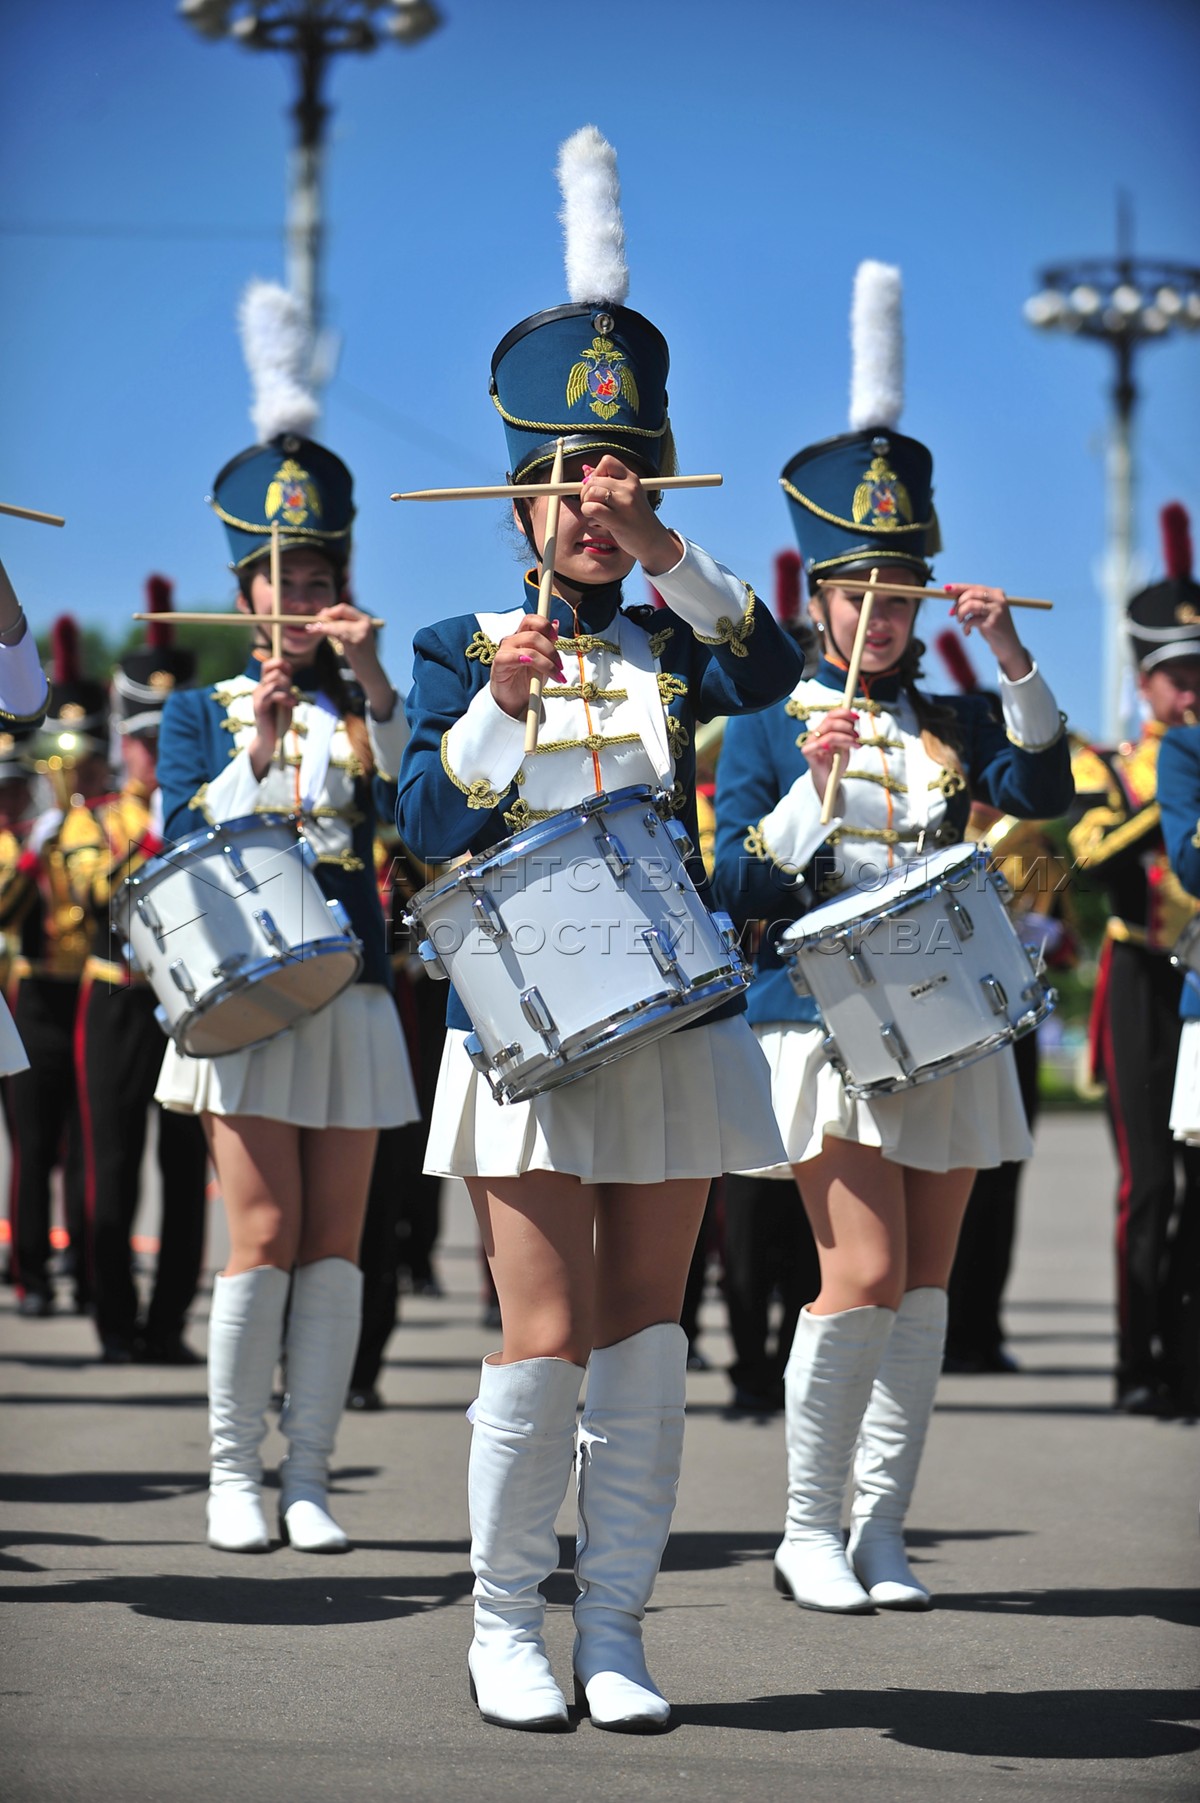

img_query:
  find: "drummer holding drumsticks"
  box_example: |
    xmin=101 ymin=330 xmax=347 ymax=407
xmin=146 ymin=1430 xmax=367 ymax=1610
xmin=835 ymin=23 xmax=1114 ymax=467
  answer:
xmin=714 ymin=262 xmax=1073 ymax=1615
xmin=396 ymin=128 xmax=801 ymax=1734
xmin=154 ymin=283 xmax=418 ymax=1556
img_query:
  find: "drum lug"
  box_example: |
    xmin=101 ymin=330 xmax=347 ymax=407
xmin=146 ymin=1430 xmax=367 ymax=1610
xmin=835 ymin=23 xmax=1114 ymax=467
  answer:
xmin=1020 ymin=980 xmax=1043 ymax=1008
xmin=946 ymin=897 xmax=974 ymax=941
xmin=980 ymin=975 xmax=1009 ymax=1016
xmin=595 ymin=830 xmax=632 ymax=882
xmin=417 ymin=938 xmax=449 ymax=980
xmin=470 ymin=889 xmax=507 ymax=942
xmin=464 ymin=1033 xmax=494 ymax=1078
xmin=122 ymin=941 xmax=141 ymax=974
xmin=223 ymin=841 xmax=255 ymax=888
xmin=492 ymin=1043 xmax=522 ymax=1066
xmin=212 ymin=952 xmax=248 ymax=979
xmin=879 ymin=1020 xmax=912 ymax=1071
xmin=169 ymin=959 xmax=197 ymax=1001
xmin=641 ymin=925 xmax=684 ymax=986
xmin=519 ymin=986 xmax=559 ymax=1045
xmin=665 ymin=818 xmax=695 ymax=862
xmin=711 ymin=910 xmax=742 ymax=960
xmin=787 ymin=960 xmax=812 ymax=998
xmin=254 ymin=909 xmax=289 ymax=957
xmin=326 ymin=898 xmax=354 ymax=935
xmin=136 ymin=896 xmax=166 ymax=948
xmin=845 ymin=943 xmax=875 ymax=987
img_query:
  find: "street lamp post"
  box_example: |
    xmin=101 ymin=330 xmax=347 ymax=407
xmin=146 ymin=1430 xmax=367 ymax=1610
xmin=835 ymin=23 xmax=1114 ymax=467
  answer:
xmin=179 ymin=0 xmax=443 ymax=346
xmin=1024 ymin=227 xmax=1200 ymax=744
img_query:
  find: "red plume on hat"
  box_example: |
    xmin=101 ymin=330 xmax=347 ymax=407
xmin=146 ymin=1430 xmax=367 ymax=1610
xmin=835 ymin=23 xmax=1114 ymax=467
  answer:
xmin=145 ymin=575 xmax=175 ymax=650
xmin=774 ymin=550 xmax=802 ymax=623
xmin=1162 ymin=503 xmax=1193 ymax=582
xmin=934 ymin=629 xmax=979 ymax=694
xmin=51 ymin=615 xmax=81 ymax=686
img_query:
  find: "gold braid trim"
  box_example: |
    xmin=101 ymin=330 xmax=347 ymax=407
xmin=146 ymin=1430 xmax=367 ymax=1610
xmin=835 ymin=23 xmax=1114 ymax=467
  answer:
xmin=528 ymin=731 xmax=643 ymax=757
xmin=694 ymin=587 xmax=757 ymax=658
xmin=785 ymin=696 xmax=883 ymax=721
xmin=780 ymin=477 xmax=934 ymax=536
xmin=1071 ymin=802 xmax=1160 ymax=869
xmin=667 ymin=715 xmax=690 ymax=756
xmin=309 ymin=804 xmax=365 ymax=828
xmin=503 ymin=799 xmax=560 ymax=832
xmin=314 ymin=850 xmax=366 ymax=872
xmin=930 ymin=767 xmax=968 ymax=797
xmin=858 ymin=733 xmax=902 ymax=750
xmin=544 ymin=682 xmax=628 ymax=703
xmin=649 ymin=626 xmax=674 ymax=658
xmin=844 ymin=769 xmax=907 ymax=796
xmin=666 ymin=780 xmax=687 ymax=815
xmin=1006 ymin=711 xmax=1068 ymax=754
xmin=743 ymin=823 xmax=774 ymax=863
xmin=657 ymin=672 xmax=688 ymax=704
xmin=557 ymin=634 xmax=620 ymax=655
xmin=465 ymin=631 xmax=498 ymax=666
xmin=491 ymin=395 xmax=668 ymax=440
xmin=439 ymin=730 xmax=503 ymax=811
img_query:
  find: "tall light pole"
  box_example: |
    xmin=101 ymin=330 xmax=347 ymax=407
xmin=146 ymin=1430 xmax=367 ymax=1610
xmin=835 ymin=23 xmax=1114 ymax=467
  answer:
xmin=1024 ymin=210 xmax=1200 ymax=743
xmin=179 ymin=0 xmax=443 ymax=346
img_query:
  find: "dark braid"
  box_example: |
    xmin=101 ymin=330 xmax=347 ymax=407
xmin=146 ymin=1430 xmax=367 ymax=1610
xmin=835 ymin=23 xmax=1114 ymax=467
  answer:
xmin=898 ymin=635 xmax=965 ymax=777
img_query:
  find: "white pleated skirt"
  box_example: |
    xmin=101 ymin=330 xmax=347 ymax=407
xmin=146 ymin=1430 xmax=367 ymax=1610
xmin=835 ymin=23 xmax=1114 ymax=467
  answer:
xmin=743 ymin=1020 xmax=1034 ymax=1176
xmin=1169 ymin=1018 xmax=1200 ymax=1145
xmin=155 ymin=982 xmax=419 ymax=1130
xmin=0 ymin=992 xmax=28 ymax=1077
xmin=424 ymin=1013 xmax=786 ymax=1183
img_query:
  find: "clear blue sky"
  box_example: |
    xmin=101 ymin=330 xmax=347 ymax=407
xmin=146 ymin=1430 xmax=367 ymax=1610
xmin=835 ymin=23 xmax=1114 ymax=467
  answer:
xmin=3 ymin=0 xmax=1198 ymax=740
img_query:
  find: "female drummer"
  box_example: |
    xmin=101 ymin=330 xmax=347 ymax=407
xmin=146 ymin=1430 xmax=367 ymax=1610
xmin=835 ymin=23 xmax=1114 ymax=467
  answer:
xmin=155 ymin=283 xmax=417 ymax=1555
xmin=396 ymin=127 xmax=801 ymax=1733
xmin=0 ymin=545 xmax=47 ymax=1079
xmin=714 ymin=262 xmax=1073 ymax=1614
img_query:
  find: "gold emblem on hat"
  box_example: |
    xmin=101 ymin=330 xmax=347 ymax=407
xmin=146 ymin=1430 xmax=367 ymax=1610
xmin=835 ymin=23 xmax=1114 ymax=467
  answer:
xmin=853 ymin=454 xmax=913 ymax=532
xmin=266 ymin=459 xmax=322 ymax=530
xmin=566 ymin=337 xmax=640 ymax=423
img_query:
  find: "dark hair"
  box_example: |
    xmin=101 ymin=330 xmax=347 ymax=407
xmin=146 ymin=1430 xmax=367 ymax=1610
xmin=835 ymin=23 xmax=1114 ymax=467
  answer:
xmin=898 ymin=635 xmax=965 ymax=776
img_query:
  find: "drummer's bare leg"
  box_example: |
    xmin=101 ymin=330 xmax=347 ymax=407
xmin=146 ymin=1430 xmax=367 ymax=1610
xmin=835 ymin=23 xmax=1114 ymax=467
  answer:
xmin=463 ymin=1173 xmax=595 ymax=1727
xmin=772 ymin=1141 xmax=904 ymax=1610
xmin=575 ymin=1179 xmax=706 ymax=1728
xmin=201 ymin=1113 xmax=300 ymax=1550
xmin=847 ymin=1163 xmax=973 ymax=1607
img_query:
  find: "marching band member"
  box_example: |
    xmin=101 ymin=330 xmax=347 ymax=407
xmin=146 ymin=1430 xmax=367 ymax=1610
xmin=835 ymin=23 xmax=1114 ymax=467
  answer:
xmin=396 ymin=127 xmax=801 ymax=1732
xmin=714 ymin=263 xmax=1072 ymax=1613
xmin=155 ymin=283 xmax=418 ymax=1553
xmin=7 ymin=618 xmax=109 ymax=1316
xmin=1124 ymin=502 xmax=1200 ymax=1418
xmin=63 ymin=579 xmax=209 ymax=1365
xmin=0 ymin=545 xmax=45 ymax=1088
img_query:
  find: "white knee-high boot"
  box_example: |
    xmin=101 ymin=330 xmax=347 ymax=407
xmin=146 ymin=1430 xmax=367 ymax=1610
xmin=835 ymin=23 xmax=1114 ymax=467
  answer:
xmin=206 ymin=1265 xmax=290 ymax=1553
xmin=847 ymin=1286 xmax=947 ymax=1609
xmin=572 ymin=1322 xmax=687 ymax=1733
xmin=278 ymin=1258 xmax=363 ymax=1553
xmin=774 ymin=1304 xmax=895 ymax=1612
xmin=467 ymin=1355 xmax=585 ymax=1732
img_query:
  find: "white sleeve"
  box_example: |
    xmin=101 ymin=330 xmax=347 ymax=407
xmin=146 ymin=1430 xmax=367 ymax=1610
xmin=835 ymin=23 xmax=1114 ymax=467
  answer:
xmin=645 ymin=538 xmax=751 ymax=637
xmin=0 ymin=631 xmax=49 ymax=722
xmin=366 ymin=697 xmax=410 ymax=783
xmin=197 ymin=748 xmax=265 ymax=824
xmin=442 ymin=682 xmax=527 ymax=796
xmin=757 ymin=773 xmax=842 ymax=875
xmin=998 ymin=661 xmax=1064 ymax=751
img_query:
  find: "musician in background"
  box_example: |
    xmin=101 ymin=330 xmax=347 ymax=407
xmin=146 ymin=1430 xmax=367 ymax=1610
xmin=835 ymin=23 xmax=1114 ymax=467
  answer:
xmin=715 ymin=261 xmax=1072 ymax=1615
xmin=396 ymin=128 xmax=801 ymax=1733
xmin=154 ymin=282 xmax=417 ymax=1554
xmin=1084 ymin=502 xmax=1200 ymax=1418
xmin=63 ymin=581 xmax=209 ymax=1365
xmin=6 ymin=617 xmax=108 ymax=1318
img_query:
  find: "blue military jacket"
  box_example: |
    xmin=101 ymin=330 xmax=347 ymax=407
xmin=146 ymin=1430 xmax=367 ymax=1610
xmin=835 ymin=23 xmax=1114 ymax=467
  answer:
xmin=157 ymin=656 xmax=404 ymax=989
xmin=1152 ymin=722 xmax=1200 ymax=1020
xmin=714 ymin=655 xmax=1075 ymax=1025
xmin=396 ymin=544 xmax=805 ymax=1035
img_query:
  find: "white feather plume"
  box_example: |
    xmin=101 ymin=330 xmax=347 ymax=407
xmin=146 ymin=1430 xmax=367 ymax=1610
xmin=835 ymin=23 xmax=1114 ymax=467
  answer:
xmin=849 ymin=260 xmax=904 ymax=432
xmin=238 ymin=280 xmax=319 ymax=443
xmin=557 ymin=125 xmax=629 ymax=306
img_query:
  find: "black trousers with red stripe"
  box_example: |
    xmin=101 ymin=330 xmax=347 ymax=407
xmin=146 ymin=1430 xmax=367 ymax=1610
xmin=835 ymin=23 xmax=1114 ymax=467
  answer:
xmin=77 ymin=978 xmax=208 ymax=1347
xmin=1099 ymin=940 xmax=1200 ymax=1398
xmin=5 ymin=975 xmax=86 ymax=1301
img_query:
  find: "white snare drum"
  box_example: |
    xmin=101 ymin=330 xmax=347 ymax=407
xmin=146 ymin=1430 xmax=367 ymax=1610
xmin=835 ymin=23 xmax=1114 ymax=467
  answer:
xmin=405 ymin=785 xmax=748 ymax=1105
xmin=123 ymin=814 xmax=362 ymax=1057
xmin=777 ymin=842 xmax=1054 ymax=1097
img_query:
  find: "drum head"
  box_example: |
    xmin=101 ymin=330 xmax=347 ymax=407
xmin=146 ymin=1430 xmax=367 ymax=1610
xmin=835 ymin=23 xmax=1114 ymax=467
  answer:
xmin=179 ymin=946 xmax=362 ymax=1058
xmin=783 ymin=843 xmax=980 ymax=943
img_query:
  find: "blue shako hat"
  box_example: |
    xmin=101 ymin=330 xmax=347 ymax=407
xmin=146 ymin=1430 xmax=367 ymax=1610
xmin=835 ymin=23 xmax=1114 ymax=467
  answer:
xmin=781 ymin=427 xmax=937 ymax=583
xmin=211 ymin=281 xmax=354 ymax=572
xmin=210 ymin=433 xmax=355 ymax=573
xmin=781 ymin=261 xmax=939 ymax=584
xmin=491 ymin=302 xmax=670 ymax=482
xmin=490 ymin=126 xmax=674 ymax=484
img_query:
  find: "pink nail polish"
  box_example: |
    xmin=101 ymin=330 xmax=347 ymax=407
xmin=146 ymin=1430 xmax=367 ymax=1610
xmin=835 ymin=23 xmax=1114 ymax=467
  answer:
xmin=518 ymin=654 xmax=533 ymax=665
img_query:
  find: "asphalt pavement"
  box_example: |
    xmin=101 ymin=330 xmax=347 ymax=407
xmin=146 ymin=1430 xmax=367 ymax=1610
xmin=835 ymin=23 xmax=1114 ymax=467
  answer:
xmin=1 ymin=1111 xmax=1197 ymax=1803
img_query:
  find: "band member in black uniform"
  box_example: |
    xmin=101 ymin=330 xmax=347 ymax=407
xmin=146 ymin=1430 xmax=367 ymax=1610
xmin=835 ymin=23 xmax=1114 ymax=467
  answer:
xmin=1073 ymin=502 xmax=1200 ymax=1415
xmin=64 ymin=579 xmax=210 ymax=1364
xmin=7 ymin=617 xmax=108 ymax=1316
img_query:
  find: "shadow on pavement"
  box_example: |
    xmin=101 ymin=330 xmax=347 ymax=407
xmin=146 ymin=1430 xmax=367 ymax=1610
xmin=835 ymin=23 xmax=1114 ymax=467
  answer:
xmin=0 ymin=1471 xmax=205 ymax=1505
xmin=938 ymin=1586 xmax=1200 ymax=1628
xmin=0 ymin=1569 xmax=472 ymax=1625
xmin=671 ymin=1685 xmax=1200 ymax=1758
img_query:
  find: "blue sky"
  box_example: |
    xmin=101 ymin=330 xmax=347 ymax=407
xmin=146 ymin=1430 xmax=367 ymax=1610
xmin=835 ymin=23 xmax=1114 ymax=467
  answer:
xmin=2 ymin=0 xmax=1198 ymax=740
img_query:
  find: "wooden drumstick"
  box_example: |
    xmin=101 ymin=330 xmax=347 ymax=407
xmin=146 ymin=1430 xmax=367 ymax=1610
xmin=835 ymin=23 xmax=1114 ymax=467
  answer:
xmin=818 ymin=577 xmax=1053 ymax=612
xmin=524 ymin=438 xmax=566 ymax=756
xmin=270 ymin=521 xmax=287 ymax=769
xmin=820 ymin=567 xmax=879 ymax=828
xmin=0 ymin=500 xmax=65 ymax=528
xmin=392 ymin=474 xmax=722 ymax=502
xmin=132 ymin=612 xmax=387 ymax=629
